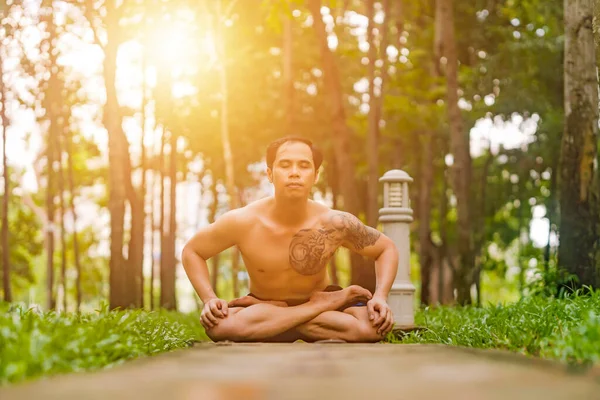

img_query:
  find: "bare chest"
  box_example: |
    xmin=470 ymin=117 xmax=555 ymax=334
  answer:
xmin=239 ymin=223 xmax=343 ymax=276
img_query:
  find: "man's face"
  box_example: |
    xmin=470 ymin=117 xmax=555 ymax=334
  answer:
xmin=267 ymin=141 xmax=319 ymax=198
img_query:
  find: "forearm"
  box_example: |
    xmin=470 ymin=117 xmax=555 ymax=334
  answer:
xmin=373 ymin=245 xmax=399 ymax=298
xmin=181 ymin=246 xmax=217 ymax=303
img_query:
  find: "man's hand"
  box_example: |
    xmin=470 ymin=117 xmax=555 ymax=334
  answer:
xmin=367 ymin=296 xmax=394 ymax=336
xmin=200 ymin=298 xmax=229 ymax=329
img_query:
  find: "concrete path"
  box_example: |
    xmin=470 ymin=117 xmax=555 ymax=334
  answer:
xmin=1 ymin=343 xmax=598 ymax=400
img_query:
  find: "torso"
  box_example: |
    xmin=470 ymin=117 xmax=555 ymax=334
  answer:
xmin=235 ymin=197 xmax=345 ymax=301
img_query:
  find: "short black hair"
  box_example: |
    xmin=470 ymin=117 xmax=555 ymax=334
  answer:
xmin=266 ymin=136 xmax=323 ymax=170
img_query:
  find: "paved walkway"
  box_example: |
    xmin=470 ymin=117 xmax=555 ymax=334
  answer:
xmin=1 ymin=343 xmax=599 ymax=399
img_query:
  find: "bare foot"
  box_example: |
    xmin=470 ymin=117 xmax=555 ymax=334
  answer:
xmin=229 ymin=296 xmax=289 ymax=308
xmin=309 ymin=285 xmax=372 ymax=311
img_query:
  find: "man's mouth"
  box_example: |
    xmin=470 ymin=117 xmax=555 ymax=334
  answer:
xmin=286 ymin=183 xmax=303 ymax=188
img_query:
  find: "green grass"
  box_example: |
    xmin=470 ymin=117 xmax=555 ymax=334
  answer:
xmin=0 ymin=303 xmax=208 ymax=385
xmin=3 ymin=292 xmax=599 ymax=386
xmin=393 ymin=290 xmax=600 ymax=368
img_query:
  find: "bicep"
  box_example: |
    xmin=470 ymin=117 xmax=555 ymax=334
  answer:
xmin=337 ymin=212 xmax=387 ymax=258
xmin=183 ymin=212 xmax=240 ymax=260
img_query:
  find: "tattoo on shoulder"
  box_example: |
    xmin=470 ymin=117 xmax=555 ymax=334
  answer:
xmin=329 ymin=212 xmax=381 ymax=250
xmin=287 ymin=212 xmax=381 ymax=276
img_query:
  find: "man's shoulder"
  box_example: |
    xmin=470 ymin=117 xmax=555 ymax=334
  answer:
xmin=316 ymin=206 xmax=360 ymax=228
xmin=216 ymin=197 xmax=271 ymax=225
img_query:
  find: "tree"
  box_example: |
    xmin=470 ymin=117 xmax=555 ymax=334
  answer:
xmin=217 ymin=0 xmax=241 ymax=298
xmin=0 ymin=2 xmax=12 ymax=303
xmin=40 ymin=0 xmax=61 ymax=309
xmin=64 ymin=122 xmax=83 ymax=312
xmin=366 ymin=0 xmax=378 ymax=228
xmin=57 ymin=107 xmax=67 ymax=311
xmin=559 ymin=0 xmax=600 ymax=289
xmin=282 ymin=4 xmax=294 ymax=131
xmin=436 ymin=0 xmax=474 ymax=304
xmin=160 ymin=128 xmax=178 ymax=310
xmin=83 ymin=0 xmax=142 ymax=308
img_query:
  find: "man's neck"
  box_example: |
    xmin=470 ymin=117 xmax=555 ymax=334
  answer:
xmin=271 ymin=195 xmax=310 ymax=226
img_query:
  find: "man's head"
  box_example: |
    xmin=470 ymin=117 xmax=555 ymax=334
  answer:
xmin=266 ymin=136 xmax=323 ymax=198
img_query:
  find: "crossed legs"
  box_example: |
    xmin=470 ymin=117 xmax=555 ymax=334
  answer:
xmin=205 ymin=286 xmax=384 ymax=343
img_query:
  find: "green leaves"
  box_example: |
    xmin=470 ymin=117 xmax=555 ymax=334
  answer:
xmin=395 ymin=290 xmax=600 ymax=368
xmin=0 ymin=305 xmax=208 ymax=385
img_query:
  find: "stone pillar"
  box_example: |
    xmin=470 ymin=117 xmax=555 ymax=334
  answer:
xmin=379 ymin=170 xmax=415 ymax=329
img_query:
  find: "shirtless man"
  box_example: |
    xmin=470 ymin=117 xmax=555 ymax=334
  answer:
xmin=181 ymin=137 xmax=399 ymax=342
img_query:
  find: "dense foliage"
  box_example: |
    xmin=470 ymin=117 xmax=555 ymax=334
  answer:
xmin=397 ymin=290 xmax=600 ymax=368
xmin=0 ymin=304 xmax=207 ymax=385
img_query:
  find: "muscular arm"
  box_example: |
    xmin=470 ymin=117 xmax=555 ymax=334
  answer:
xmin=331 ymin=212 xmax=399 ymax=298
xmin=181 ymin=209 xmax=243 ymax=303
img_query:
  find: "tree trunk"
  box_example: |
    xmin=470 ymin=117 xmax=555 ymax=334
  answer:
xmin=0 ymin=41 xmax=11 ymax=302
xmin=283 ymin=8 xmax=294 ymax=131
xmin=217 ymin=0 xmax=241 ymax=298
xmin=126 ymin=164 xmax=144 ymax=308
xmin=159 ymin=126 xmax=167 ymax=307
xmin=388 ymin=0 xmax=405 ymax=172
xmin=438 ymin=162 xmax=455 ymax=304
xmin=160 ymin=131 xmax=177 ymax=309
xmin=57 ymin=123 xmax=67 ymax=311
xmin=518 ymin=167 xmax=526 ymax=297
xmin=474 ymin=149 xmax=493 ymax=306
xmin=545 ymin=158 xmax=559 ymax=271
xmin=394 ymin=0 xmax=404 ymax=47
xmin=138 ymin=4 xmax=149 ymax=310
xmin=43 ymin=3 xmax=58 ymax=310
xmin=126 ymin=154 xmax=144 ymax=309
xmin=366 ymin=0 xmax=379 ymax=228
xmin=559 ymin=0 xmax=600 ymax=289
xmin=154 ymin=66 xmax=170 ymax=310
xmin=375 ymin=0 xmax=390 ymax=141
xmin=65 ymin=125 xmax=82 ymax=312
xmin=139 ymin=64 xmax=148 ymax=309
xmin=103 ymin=3 xmax=135 ymax=309
xmin=327 ymin=151 xmax=340 ymax=286
xmin=127 ymin=47 xmax=149 ymax=309
xmin=436 ymin=0 xmax=474 ymax=304
xmin=308 ymin=0 xmax=374 ymax=291
xmin=418 ymin=134 xmax=434 ymax=305
xmin=150 ymin=152 xmax=159 ymax=310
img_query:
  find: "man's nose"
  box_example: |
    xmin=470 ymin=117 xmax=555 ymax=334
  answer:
xmin=289 ymin=165 xmax=300 ymax=176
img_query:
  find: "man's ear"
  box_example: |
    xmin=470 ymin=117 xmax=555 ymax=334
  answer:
xmin=267 ymin=167 xmax=273 ymax=183
xmin=314 ymin=168 xmax=320 ymax=184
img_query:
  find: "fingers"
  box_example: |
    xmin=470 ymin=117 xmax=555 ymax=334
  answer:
xmin=378 ymin=309 xmax=394 ymax=336
xmin=210 ymin=301 xmax=225 ymax=318
xmin=219 ymin=299 xmax=229 ymax=317
xmin=204 ymin=309 xmax=219 ymax=326
xmin=375 ymin=310 xmax=387 ymax=335
xmin=200 ymin=313 xmax=215 ymax=329
xmin=372 ymin=307 xmax=386 ymax=328
xmin=367 ymin=301 xmax=376 ymax=322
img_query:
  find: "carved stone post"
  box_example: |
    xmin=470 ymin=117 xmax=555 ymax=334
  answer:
xmin=379 ymin=170 xmax=415 ymax=329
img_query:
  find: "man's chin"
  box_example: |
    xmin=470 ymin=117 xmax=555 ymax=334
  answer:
xmin=279 ymin=191 xmax=309 ymax=199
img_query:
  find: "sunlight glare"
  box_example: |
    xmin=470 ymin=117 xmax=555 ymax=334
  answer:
xmin=148 ymin=24 xmax=193 ymax=70
xmin=145 ymin=16 xmax=217 ymax=74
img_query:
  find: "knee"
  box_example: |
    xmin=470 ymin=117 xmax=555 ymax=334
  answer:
xmin=205 ymin=317 xmax=243 ymax=342
xmin=352 ymin=322 xmax=383 ymax=343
